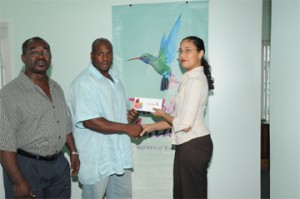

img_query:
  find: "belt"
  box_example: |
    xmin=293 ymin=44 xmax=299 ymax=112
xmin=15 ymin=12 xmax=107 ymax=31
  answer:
xmin=17 ymin=149 xmax=60 ymax=161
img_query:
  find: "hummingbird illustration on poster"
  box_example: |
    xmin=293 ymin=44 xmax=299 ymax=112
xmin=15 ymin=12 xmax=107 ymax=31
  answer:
xmin=127 ymin=15 xmax=181 ymax=91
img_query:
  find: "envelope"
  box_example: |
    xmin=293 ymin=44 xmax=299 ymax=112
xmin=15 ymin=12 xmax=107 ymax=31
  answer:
xmin=132 ymin=97 xmax=163 ymax=112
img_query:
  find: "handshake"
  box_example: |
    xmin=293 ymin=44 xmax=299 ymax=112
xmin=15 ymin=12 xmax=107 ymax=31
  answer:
xmin=126 ymin=123 xmax=144 ymax=138
xmin=126 ymin=108 xmax=151 ymax=138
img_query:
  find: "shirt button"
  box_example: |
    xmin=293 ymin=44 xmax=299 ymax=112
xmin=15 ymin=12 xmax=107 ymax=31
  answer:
xmin=53 ymin=105 xmax=55 ymax=109
xmin=57 ymin=120 xmax=59 ymax=123
xmin=59 ymin=136 xmax=61 ymax=139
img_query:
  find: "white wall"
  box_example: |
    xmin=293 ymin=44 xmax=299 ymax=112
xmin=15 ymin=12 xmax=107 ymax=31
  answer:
xmin=0 ymin=0 xmax=262 ymax=198
xmin=208 ymin=0 xmax=261 ymax=198
xmin=270 ymin=0 xmax=300 ymax=198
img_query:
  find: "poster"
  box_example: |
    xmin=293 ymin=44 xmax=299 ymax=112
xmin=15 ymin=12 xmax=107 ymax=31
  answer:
xmin=112 ymin=1 xmax=208 ymax=198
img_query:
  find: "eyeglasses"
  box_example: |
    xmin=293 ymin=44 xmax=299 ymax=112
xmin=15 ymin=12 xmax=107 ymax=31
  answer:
xmin=178 ymin=48 xmax=198 ymax=54
xmin=29 ymin=50 xmax=51 ymax=57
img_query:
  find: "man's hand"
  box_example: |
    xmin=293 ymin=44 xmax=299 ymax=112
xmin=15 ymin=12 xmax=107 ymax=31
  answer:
xmin=127 ymin=108 xmax=139 ymax=123
xmin=0 ymin=151 xmax=35 ymax=198
xmin=126 ymin=124 xmax=143 ymax=138
xmin=70 ymin=154 xmax=80 ymax=177
xmin=13 ymin=180 xmax=35 ymax=198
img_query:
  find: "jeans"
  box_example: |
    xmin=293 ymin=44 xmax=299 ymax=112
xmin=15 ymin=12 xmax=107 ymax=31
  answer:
xmin=82 ymin=169 xmax=132 ymax=199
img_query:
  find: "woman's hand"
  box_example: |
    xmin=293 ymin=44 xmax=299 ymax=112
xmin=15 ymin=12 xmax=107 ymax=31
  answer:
xmin=152 ymin=108 xmax=166 ymax=118
xmin=140 ymin=124 xmax=155 ymax=136
xmin=153 ymin=108 xmax=174 ymax=125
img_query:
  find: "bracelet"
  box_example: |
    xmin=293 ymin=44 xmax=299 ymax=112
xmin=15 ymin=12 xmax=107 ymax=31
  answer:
xmin=71 ymin=151 xmax=79 ymax=155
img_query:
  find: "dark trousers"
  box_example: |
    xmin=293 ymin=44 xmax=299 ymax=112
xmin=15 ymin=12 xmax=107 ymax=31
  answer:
xmin=3 ymin=152 xmax=71 ymax=199
xmin=173 ymin=135 xmax=213 ymax=199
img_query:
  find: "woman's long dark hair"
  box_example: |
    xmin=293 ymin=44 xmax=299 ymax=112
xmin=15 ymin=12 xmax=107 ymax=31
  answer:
xmin=182 ymin=36 xmax=214 ymax=90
